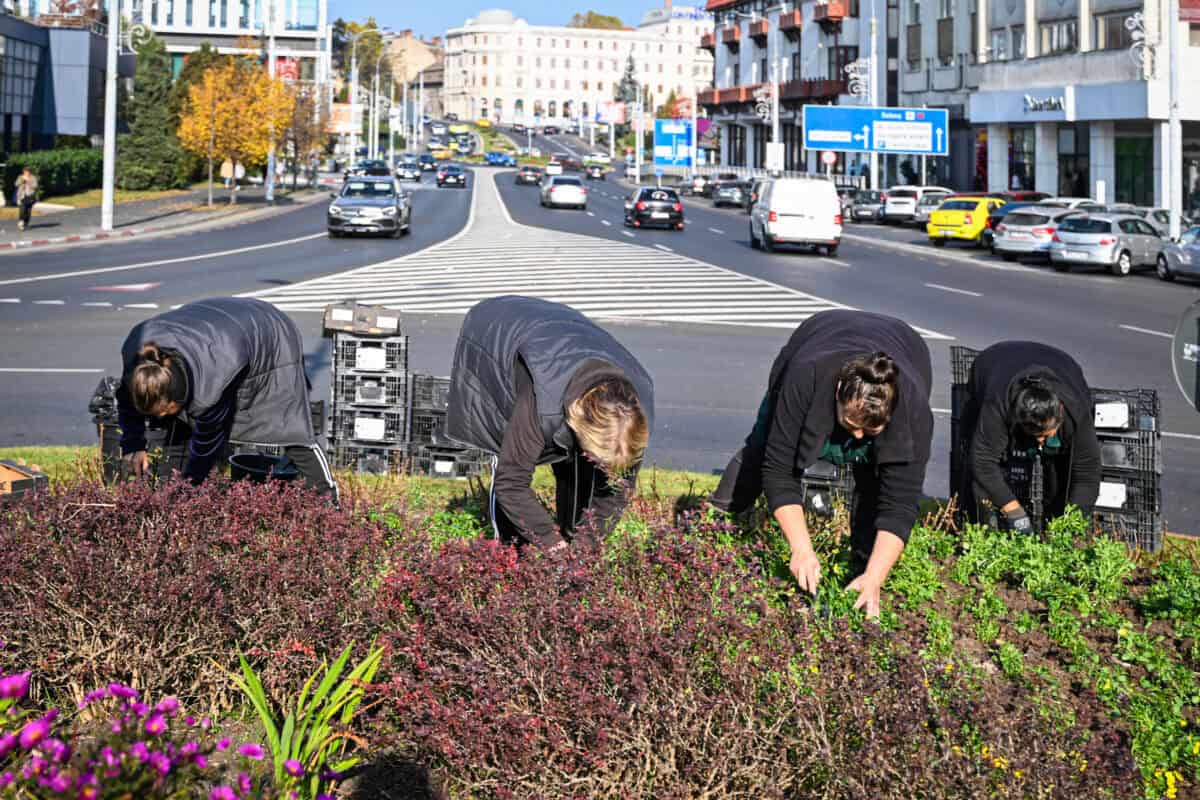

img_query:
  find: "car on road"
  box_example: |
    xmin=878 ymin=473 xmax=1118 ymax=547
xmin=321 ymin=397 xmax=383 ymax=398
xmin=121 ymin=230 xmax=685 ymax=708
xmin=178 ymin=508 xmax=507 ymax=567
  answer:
xmin=544 ymin=160 xmax=564 ymax=177
xmin=584 ymin=164 xmax=606 ymax=180
xmin=1155 ymin=225 xmax=1200 ymax=281
xmin=748 ymin=177 xmax=841 ymax=255
xmin=430 ymin=123 xmax=447 ymax=136
xmin=445 ymin=112 xmax=459 ymax=121
xmin=687 ymin=174 xmax=709 ymax=196
xmin=346 ymin=159 xmax=391 ymax=178
xmin=418 ymin=154 xmax=437 ymax=172
xmin=543 ymin=124 xmax=561 ymax=135
xmin=327 ymin=177 xmax=411 ymax=238
xmin=396 ymin=161 xmax=422 ymax=182
xmin=584 ymin=152 xmax=612 ymax=166
xmin=437 ymin=164 xmax=468 ymax=188
xmin=848 ymin=189 xmax=884 ymax=222
xmin=432 ymin=147 xmax=455 ymax=161
xmin=712 ymin=181 xmax=749 ymax=208
xmin=427 ymin=137 xmax=444 ymax=151
xmin=448 ymin=124 xmax=470 ymax=135
xmin=540 ymin=175 xmax=588 ymax=209
xmin=516 ymin=165 xmax=544 ymax=185
xmin=927 ymin=196 xmax=1005 ymax=247
xmin=883 ymin=185 xmax=952 ymax=224
xmin=476 ymin=118 xmax=492 ymax=128
xmin=512 ymin=122 xmax=526 ymax=134
xmin=746 ymin=179 xmax=769 ymax=212
xmin=992 ymin=206 xmax=1082 ymax=261
xmin=624 ymin=186 xmax=685 ymax=230
xmin=1049 ymin=213 xmax=1167 ymax=276
xmin=485 ymin=151 xmax=518 ymax=167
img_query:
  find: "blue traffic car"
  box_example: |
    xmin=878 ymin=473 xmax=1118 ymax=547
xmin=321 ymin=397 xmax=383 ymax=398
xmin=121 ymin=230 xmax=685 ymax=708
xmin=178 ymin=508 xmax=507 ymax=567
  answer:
xmin=485 ymin=151 xmax=518 ymax=167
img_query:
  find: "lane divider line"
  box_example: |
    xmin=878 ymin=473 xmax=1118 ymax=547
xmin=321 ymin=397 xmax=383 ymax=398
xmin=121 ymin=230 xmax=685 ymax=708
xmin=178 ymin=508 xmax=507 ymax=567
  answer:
xmin=622 ymin=231 xmax=635 ymax=238
xmin=0 ymin=367 xmax=105 ymax=373
xmin=1119 ymin=324 xmax=1172 ymax=339
xmin=601 ymin=220 xmax=612 ymax=226
xmin=821 ymin=258 xmax=850 ymax=268
xmin=654 ymin=244 xmax=673 ymax=253
xmin=708 ymin=227 xmax=725 ymax=235
xmin=925 ymin=283 xmax=982 ymax=297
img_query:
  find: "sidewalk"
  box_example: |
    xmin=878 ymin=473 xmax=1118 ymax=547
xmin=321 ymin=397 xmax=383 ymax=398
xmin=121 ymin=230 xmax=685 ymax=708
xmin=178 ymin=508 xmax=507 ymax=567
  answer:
xmin=0 ymin=183 xmax=323 ymax=250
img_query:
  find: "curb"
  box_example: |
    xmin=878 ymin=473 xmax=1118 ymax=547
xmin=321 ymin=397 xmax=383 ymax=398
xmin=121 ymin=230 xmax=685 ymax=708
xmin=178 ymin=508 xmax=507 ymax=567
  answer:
xmin=0 ymin=191 xmax=325 ymax=252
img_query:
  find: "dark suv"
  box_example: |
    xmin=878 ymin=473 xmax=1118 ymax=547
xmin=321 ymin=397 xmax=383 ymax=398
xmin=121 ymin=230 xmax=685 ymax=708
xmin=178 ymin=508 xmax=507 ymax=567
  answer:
xmin=624 ymin=187 xmax=684 ymax=230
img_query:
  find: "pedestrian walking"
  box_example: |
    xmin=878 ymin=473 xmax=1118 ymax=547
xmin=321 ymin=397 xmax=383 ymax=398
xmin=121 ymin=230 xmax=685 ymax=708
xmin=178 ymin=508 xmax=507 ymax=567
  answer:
xmin=956 ymin=341 xmax=1101 ymax=532
xmin=711 ymin=310 xmax=934 ymax=618
xmin=446 ymin=295 xmax=654 ymax=550
xmin=14 ymin=167 xmax=37 ymax=231
xmin=116 ymin=297 xmax=338 ymax=500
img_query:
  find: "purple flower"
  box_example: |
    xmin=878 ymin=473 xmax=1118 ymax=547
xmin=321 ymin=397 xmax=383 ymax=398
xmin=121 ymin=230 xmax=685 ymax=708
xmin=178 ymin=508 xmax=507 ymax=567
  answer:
xmin=0 ymin=733 xmax=17 ymax=758
xmin=200 ymin=717 xmax=212 ymax=730
xmin=44 ymin=738 xmax=71 ymax=764
xmin=129 ymin=702 xmax=149 ymax=716
xmin=181 ymin=741 xmax=199 ymax=756
xmin=209 ymin=787 xmax=237 ymax=800
xmin=107 ymin=683 xmax=138 ymax=700
xmin=237 ymin=771 xmax=253 ymax=795
xmin=129 ymin=741 xmax=150 ymax=762
xmin=99 ymin=747 xmax=120 ymax=768
xmin=193 ymin=754 xmax=208 ymax=769
xmin=48 ymin=772 xmax=71 ymax=793
xmin=148 ymin=751 xmax=171 ymax=776
xmin=320 ymin=769 xmax=344 ymax=782
xmin=216 ymin=737 xmax=231 ymax=751
xmin=19 ymin=711 xmax=57 ymax=750
xmin=0 ymin=772 xmax=13 ymax=788
xmin=0 ymin=671 xmax=30 ymax=700
xmin=317 ymin=795 xmax=334 ymax=800
xmin=284 ymin=759 xmax=305 ymax=778
xmin=185 ymin=715 xmax=197 ymax=726
xmin=76 ymin=772 xmax=98 ymax=800
xmin=155 ymin=697 xmax=180 ymax=715
xmin=236 ymin=742 xmax=265 ymax=760
xmin=78 ymin=688 xmax=108 ymax=709
xmin=144 ymin=713 xmax=167 ymax=736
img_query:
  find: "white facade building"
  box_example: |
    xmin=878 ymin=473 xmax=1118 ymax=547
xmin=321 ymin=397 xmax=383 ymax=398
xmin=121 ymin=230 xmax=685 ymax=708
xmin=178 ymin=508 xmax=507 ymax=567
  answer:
xmin=443 ymin=6 xmax=714 ymax=126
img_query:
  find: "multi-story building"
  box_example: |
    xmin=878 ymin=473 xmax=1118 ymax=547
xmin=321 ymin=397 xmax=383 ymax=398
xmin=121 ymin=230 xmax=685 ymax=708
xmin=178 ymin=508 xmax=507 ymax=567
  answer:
xmin=442 ymin=4 xmax=714 ymax=126
xmin=700 ymin=0 xmax=896 ymax=176
xmin=387 ymin=29 xmax=442 ymax=85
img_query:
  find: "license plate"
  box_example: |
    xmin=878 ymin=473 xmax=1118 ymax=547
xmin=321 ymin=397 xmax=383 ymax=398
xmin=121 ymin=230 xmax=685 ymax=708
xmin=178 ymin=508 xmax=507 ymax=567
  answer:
xmin=1066 ymin=250 xmax=1088 ymax=260
xmin=941 ymin=230 xmax=953 ymax=237
xmin=651 ymin=212 xmax=669 ymax=219
xmin=1009 ymin=232 xmax=1029 ymax=239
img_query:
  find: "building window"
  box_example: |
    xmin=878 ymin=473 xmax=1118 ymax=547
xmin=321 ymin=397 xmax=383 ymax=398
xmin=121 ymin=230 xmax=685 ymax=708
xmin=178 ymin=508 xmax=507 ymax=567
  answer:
xmin=565 ymin=80 xmax=571 ymax=89
xmin=597 ymin=81 xmax=604 ymax=91
xmin=518 ymin=36 xmax=523 ymax=46
xmin=938 ymin=0 xmax=952 ymax=16
xmin=1038 ymin=19 xmax=1076 ymax=54
xmin=1008 ymin=126 xmax=1035 ymax=190
xmin=482 ymin=54 xmax=488 ymax=65
xmin=937 ymin=17 xmax=954 ymax=64
xmin=536 ymin=56 xmax=542 ymax=67
xmin=483 ymin=35 xmax=488 ymax=44
xmin=828 ymin=46 xmax=859 ymax=79
xmin=536 ymin=78 xmax=542 ymax=88
xmin=537 ymin=37 xmax=542 ymax=46
xmin=565 ymin=38 xmax=571 ymax=48
xmin=517 ymin=55 xmax=523 ymax=65
xmin=551 ymin=79 xmax=556 ymax=88
xmin=658 ymin=43 xmax=664 ymax=53
xmin=549 ymin=100 xmax=557 ymax=115
xmin=583 ymin=59 xmax=588 ymax=69
xmin=518 ymin=77 xmax=523 ymax=87
xmin=989 ymin=27 xmax=1008 ymax=60
xmin=732 ymin=62 xmax=740 ymax=84
xmin=908 ymin=0 xmax=920 ymax=22
xmin=677 ymin=63 xmax=683 ymax=74
xmin=550 ymin=57 xmax=556 ymax=68
xmin=1094 ymin=12 xmax=1135 ymax=50
xmin=907 ymin=24 xmax=922 ymax=66
xmin=552 ymin=38 xmax=557 ymax=47
xmin=1012 ymin=24 xmax=1026 ymax=57
xmin=657 ymin=84 xmax=663 ymax=94
xmin=1058 ymin=124 xmax=1090 ymax=196
xmin=658 ymin=62 xmax=663 ymax=73
xmin=729 ymin=125 xmax=747 ymax=166
xmin=678 ymin=44 xmax=683 ymax=54
xmin=584 ymin=39 xmax=589 ymax=48
xmin=482 ymin=76 xmax=488 ymax=86
xmin=583 ymin=80 xmax=589 ymax=89
xmin=759 ymin=56 xmax=767 ymax=80
xmin=612 ymin=59 xmax=618 ymax=69
xmin=1191 ymin=23 xmax=1200 ymax=45
xmin=566 ymin=58 xmax=571 ymax=68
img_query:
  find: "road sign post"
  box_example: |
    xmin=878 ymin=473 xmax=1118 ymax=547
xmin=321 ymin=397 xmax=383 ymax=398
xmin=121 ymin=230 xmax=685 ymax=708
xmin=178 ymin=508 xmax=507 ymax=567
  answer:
xmin=653 ymin=119 xmax=695 ymax=174
xmin=802 ymin=105 xmax=950 ymax=158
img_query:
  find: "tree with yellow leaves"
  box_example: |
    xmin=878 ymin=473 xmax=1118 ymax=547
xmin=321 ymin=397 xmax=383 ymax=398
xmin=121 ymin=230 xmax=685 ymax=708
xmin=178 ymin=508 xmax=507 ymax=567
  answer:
xmin=178 ymin=59 xmax=295 ymax=206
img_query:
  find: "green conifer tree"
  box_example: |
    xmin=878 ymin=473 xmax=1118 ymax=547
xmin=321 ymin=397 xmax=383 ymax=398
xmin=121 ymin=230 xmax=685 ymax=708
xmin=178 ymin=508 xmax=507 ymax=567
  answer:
xmin=117 ymin=33 xmax=186 ymax=190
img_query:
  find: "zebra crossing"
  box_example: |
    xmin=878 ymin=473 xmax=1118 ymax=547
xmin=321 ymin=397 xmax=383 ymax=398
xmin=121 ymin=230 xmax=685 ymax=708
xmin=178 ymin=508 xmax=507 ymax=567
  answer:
xmin=248 ymin=173 xmax=949 ymax=337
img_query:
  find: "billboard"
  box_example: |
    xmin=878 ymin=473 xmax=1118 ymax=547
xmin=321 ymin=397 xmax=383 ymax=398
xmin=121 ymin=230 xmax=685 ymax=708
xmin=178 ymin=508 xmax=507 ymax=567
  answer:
xmin=325 ymin=103 xmax=360 ymax=135
xmin=274 ymin=57 xmax=299 ymax=81
xmin=596 ymin=101 xmax=626 ymax=125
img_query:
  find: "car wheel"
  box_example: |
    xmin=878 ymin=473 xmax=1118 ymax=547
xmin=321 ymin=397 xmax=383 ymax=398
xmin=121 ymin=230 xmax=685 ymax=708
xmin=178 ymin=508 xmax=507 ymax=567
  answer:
xmin=1111 ymin=250 xmax=1133 ymax=277
xmin=1002 ymin=253 xmax=1016 ymax=262
xmin=1156 ymin=254 xmax=1176 ymax=282
xmin=825 ymin=245 xmax=839 ymax=257
xmin=932 ymin=239 xmax=946 ymax=248
xmin=749 ymin=223 xmax=760 ymax=250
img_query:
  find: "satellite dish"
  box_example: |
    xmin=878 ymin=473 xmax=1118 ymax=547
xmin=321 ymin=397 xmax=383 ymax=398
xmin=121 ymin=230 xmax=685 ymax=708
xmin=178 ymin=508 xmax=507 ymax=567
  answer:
xmin=1171 ymin=299 xmax=1200 ymax=412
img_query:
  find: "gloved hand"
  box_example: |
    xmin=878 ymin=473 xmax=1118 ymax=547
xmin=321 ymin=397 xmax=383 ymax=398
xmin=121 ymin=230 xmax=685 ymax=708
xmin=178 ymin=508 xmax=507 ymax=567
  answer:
xmin=1005 ymin=505 xmax=1033 ymax=533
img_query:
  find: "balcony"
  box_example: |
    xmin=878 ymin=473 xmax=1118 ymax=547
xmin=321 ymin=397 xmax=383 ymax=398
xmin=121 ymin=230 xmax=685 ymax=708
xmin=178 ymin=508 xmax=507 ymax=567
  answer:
xmin=721 ymin=25 xmax=741 ymax=51
xmin=778 ymin=78 xmax=849 ymax=100
xmin=698 ymin=87 xmax=720 ymax=107
xmin=813 ymin=0 xmax=848 ymax=31
xmin=749 ymin=18 xmax=770 ymax=44
xmin=1183 ymin=0 xmax=1200 ymax=19
xmin=700 ymin=31 xmax=716 ymax=51
xmin=779 ymin=8 xmax=803 ymax=39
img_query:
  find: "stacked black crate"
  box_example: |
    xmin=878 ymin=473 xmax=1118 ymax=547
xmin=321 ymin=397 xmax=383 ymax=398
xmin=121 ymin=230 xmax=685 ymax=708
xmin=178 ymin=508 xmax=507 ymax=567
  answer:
xmin=408 ymin=374 xmax=489 ymax=479
xmin=328 ymin=334 xmax=411 ymax=475
xmin=1091 ymin=388 xmax=1163 ymax=552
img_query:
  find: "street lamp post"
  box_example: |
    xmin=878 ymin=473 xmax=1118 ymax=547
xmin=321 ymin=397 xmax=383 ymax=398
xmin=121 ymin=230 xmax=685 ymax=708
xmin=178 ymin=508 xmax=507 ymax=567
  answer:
xmin=1168 ymin=0 xmax=1181 ymax=240
xmin=265 ymin=0 xmax=277 ymax=204
xmin=100 ymin=0 xmax=119 ymax=231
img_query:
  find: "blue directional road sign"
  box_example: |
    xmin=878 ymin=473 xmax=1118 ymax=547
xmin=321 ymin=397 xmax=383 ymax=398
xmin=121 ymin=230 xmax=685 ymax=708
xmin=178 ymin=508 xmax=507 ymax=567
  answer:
xmin=803 ymin=105 xmax=950 ymax=157
xmin=653 ymin=119 xmax=694 ymax=168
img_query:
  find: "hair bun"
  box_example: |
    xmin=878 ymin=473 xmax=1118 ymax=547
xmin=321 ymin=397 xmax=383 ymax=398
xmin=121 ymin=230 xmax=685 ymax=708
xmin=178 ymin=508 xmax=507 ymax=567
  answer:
xmin=868 ymin=351 xmax=899 ymax=384
xmin=137 ymin=342 xmax=165 ymax=365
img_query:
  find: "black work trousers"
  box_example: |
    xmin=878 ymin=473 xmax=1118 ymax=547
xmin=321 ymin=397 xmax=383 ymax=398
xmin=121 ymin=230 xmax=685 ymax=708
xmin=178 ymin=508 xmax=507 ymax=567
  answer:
xmin=489 ymin=451 xmax=605 ymax=548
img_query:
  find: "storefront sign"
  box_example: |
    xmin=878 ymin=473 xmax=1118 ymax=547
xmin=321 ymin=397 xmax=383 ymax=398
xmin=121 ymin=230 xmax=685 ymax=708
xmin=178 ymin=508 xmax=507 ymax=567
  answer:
xmin=1023 ymin=94 xmax=1066 ymax=113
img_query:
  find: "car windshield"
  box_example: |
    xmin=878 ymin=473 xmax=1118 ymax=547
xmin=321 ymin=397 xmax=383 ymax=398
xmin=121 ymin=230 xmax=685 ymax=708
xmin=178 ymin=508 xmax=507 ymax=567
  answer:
xmin=402 ymin=163 xmax=418 ymax=169
xmin=442 ymin=166 xmax=462 ymax=174
xmin=890 ymin=189 xmax=918 ymax=199
xmin=1059 ymin=217 xmax=1112 ymax=233
xmin=553 ymin=177 xmax=582 ymax=186
xmin=1181 ymin=228 xmax=1200 ymax=244
xmin=856 ymin=191 xmax=881 ymax=203
xmin=939 ymin=200 xmax=978 ymax=211
xmin=1003 ymin=212 xmax=1051 ymax=226
xmin=643 ymin=189 xmax=679 ymax=202
xmin=918 ymin=194 xmax=946 ymax=207
xmin=341 ymin=182 xmax=394 ymax=198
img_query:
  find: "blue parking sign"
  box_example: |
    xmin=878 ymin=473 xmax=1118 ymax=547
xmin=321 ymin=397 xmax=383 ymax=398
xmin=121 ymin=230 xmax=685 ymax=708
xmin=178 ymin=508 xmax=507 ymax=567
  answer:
xmin=653 ymin=119 xmax=694 ymax=168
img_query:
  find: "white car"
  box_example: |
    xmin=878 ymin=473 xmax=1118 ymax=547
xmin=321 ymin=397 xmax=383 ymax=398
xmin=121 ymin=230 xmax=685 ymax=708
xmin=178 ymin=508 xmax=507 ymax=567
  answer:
xmin=544 ymin=161 xmax=564 ymax=176
xmin=430 ymin=123 xmax=447 ymax=136
xmin=749 ymin=177 xmax=842 ymax=255
xmin=584 ymin=152 xmax=612 ymax=165
xmin=883 ymin=185 xmax=952 ymax=224
xmin=540 ymin=175 xmax=588 ymax=209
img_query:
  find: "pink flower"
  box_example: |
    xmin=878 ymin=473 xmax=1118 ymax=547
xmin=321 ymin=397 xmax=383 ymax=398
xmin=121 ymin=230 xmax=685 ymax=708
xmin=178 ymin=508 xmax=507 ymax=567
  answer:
xmin=144 ymin=713 xmax=167 ymax=736
xmin=48 ymin=772 xmax=71 ymax=792
xmin=284 ymin=759 xmax=304 ymax=777
xmin=155 ymin=697 xmax=180 ymax=715
xmin=237 ymin=772 xmax=253 ymax=795
xmin=236 ymin=742 xmax=265 ymax=760
xmin=99 ymin=747 xmax=120 ymax=768
xmin=44 ymin=738 xmax=71 ymax=763
xmin=193 ymin=754 xmax=208 ymax=769
xmin=129 ymin=741 xmax=150 ymax=762
xmin=0 ymin=772 xmax=13 ymax=788
xmin=0 ymin=733 xmax=17 ymax=758
xmin=185 ymin=716 xmax=197 ymax=726
xmin=209 ymin=787 xmax=237 ymax=800
xmin=0 ymin=671 xmax=30 ymax=699
xmin=107 ymin=684 xmax=138 ymax=700
xmin=216 ymin=738 xmax=231 ymax=751
xmin=19 ymin=711 xmax=57 ymax=750
xmin=149 ymin=751 xmax=171 ymax=775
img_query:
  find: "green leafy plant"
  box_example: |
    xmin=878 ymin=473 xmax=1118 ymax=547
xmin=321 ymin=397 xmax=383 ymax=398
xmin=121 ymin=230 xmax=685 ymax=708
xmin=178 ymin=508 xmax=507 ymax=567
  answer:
xmin=231 ymin=643 xmax=384 ymax=799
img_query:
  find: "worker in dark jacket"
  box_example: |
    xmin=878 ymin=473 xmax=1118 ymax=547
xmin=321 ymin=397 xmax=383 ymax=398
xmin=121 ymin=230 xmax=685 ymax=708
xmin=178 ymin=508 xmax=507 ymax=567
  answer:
xmin=446 ymin=296 xmax=653 ymax=549
xmin=960 ymin=341 xmax=1101 ymax=531
xmin=712 ymin=310 xmax=934 ymax=618
xmin=116 ymin=297 xmax=337 ymax=498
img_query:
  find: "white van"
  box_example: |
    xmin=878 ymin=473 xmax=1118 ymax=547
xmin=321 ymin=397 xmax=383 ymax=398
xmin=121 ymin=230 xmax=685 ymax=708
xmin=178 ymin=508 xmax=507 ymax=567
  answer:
xmin=749 ymin=177 xmax=842 ymax=255
xmin=882 ymin=185 xmax=953 ymax=224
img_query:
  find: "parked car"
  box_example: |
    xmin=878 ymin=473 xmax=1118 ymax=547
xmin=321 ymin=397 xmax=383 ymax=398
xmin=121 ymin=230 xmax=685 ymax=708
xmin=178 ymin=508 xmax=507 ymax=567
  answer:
xmin=540 ymin=175 xmax=588 ymax=209
xmin=445 ymin=112 xmax=459 ymax=121
xmin=1113 ymin=205 xmax=1188 ymax=237
xmin=712 ymin=181 xmax=749 ymax=208
xmin=992 ymin=190 xmax=1053 ymax=203
xmin=395 ymin=161 xmax=422 ymax=182
xmin=327 ymin=177 xmax=411 ymax=238
xmin=1046 ymin=197 xmax=1107 ymax=211
xmin=1049 ymin=213 xmax=1166 ymax=276
xmin=926 ymin=196 xmax=1005 ymax=247
xmin=543 ymin=125 xmax=561 ymax=135
xmin=584 ymin=164 xmax=606 ymax=180
xmin=882 ymin=185 xmax=952 ymax=224
xmin=624 ymin=186 xmax=685 ymax=230
xmin=475 ymin=118 xmax=492 ymax=128
xmin=992 ymin=206 xmax=1082 ymax=261
xmin=436 ymin=164 xmax=467 ymax=188
xmin=748 ymin=177 xmax=842 ymax=255
xmin=746 ymin=179 xmax=769 ymax=212
xmin=687 ymin=174 xmax=709 ymax=196
xmin=1156 ymin=225 xmax=1200 ymax=281
xmin=515 ymin=165 xmax=544 ymax=185
xmin=981 ymin=201 xmax=1039 ymax=249
xmin=544 ymin=160 xmax=564 ymax=177
xmin=914 ymin=191 xmax=953 ymax=227
xmin=583 ymin=152 xmax=612 ymax=166
xmin=512 ymin=122 xmax=526 ymax=134
xmin=848 ymin=189 xmax=884 ymax=223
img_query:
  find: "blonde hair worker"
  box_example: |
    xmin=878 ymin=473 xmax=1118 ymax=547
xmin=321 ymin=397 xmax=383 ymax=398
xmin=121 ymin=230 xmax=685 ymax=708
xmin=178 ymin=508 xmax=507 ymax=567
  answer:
xmin=446 ymin=296 xmax=653 ymax=549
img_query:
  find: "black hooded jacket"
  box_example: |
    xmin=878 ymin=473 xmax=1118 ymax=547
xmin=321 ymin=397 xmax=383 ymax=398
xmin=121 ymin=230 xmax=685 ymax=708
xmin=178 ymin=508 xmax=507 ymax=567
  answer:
xmin=967 ymin=341 xmax=1101 ymax=514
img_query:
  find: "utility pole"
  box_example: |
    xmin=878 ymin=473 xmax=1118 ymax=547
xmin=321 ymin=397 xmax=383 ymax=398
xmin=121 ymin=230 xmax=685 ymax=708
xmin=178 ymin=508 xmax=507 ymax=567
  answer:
xmin=869 ymin=2 xmax=880 ymax=190
xmin=370 ymin=65 xmax=380 ymax=159
xmin=265 ymin=0 xmax=277 ymax=204
xmin=100 ymin=0 xmax=119 ymax=232
xmin=387 ymin=78 xmax=395 ymax=164
xmin=349 ymin=44 xmax=359 ymax=158
xmin=634 ymin=96 xmax=643 ymax=185
xmin=1169 ymin=0 xmax=1181 ymax=239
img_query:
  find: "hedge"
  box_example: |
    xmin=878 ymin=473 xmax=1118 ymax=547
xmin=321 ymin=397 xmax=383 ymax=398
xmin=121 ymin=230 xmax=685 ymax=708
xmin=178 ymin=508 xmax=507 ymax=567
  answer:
xmin=2 ymin=147 xmax=104 ymax=200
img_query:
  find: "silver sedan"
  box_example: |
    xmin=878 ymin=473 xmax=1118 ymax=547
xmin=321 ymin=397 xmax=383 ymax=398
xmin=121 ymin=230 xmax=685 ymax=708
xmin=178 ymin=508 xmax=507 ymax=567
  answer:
xmin=539 ymin=175 xmax=588 ymax=210
xmin=1049 ymin=213 xmax=1167 ymax=276
xmin=1156 ymin=226 xmax=1200 ymax=282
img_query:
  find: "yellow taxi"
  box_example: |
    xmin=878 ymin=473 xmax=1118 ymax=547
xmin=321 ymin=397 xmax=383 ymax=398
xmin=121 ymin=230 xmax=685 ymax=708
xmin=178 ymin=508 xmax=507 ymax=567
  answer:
xmin=475 ymin=118 xmax=493 ymax=129
xmin=926 ymin=196 xmax=1005 ymax=247
xmin=448 ymin=123 xmax=470 ymax=135
xmin=432 ymin=147 xmax=455 ymax=160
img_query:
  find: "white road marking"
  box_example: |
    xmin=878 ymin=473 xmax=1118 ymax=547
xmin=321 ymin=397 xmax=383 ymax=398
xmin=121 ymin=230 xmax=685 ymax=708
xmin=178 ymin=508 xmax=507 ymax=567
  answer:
xmin=0 ymin=367 xmax=105 ymax=373
xmin=1164 ymin=431 xmax=1200 ymax=441
xmin=0 ymin=298 xmax=19 ymax=303
xmin=81 ymin=302 xmax=114 ymax=307
xmin=586 ymin=211 xmax=595 ymax=217
xmin=0 ymin=232 xmax=326 ymax=287
xmin=925 ymin=283 xmax=982 ymax=297
xmin=654 ymin=244 xmax=673 ymax=253
xmin=89 ymin=282 xmax=161 ymax=292
xmin=1119 ymin=324 xmax=1172 ymax=339
xmin=708 ymin=228 xmax=725 ymax=235
xmin=622 ymin=231 xmax=635 ymax=238
xmin=33 ymin=300 xmax=65 ymax=305
xmin=123 ymin=303 xmax=160 ymax=309
xmin=821 ymin=258 xmax=850 ymax=268
xmin=931 ymin=407 xmax=951 ymax=414
xmin=601 ymin=219 xmax=612 ymax=226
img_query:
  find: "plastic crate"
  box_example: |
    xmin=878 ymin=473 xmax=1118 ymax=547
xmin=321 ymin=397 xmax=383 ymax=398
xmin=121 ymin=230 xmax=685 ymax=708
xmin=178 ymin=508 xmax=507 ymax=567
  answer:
xmin=1095 ymin=469 xmax=1161 ymax=516
xmin=410 ymin=408 xmax=454 ymax=445
xmin=1091 ymin=387 xmax=1160 ymax=432
xmin=331 ymin=407 xmax=407 ymax=444
xmin=951 ymin=345 xmax=980 ymax=385
xmin=799 ymin=461 xmax=855 ymax=517
xmin=1095 ymin=511 xmax=1163 ymax=553
xmin=332 ymin=335 xmax=409 ymax=374
xmin=332 ymin=444 xmax=407 ymax=475
xmin=1098 ymin=430 xmax=1162 ymax=475
xmin=408 ymin=445 xmax=489 ymax=480
xmin=332 ymin=372 xmax=408 ymax=407
xmin=411 ymin=374 xmax=451 ymax=411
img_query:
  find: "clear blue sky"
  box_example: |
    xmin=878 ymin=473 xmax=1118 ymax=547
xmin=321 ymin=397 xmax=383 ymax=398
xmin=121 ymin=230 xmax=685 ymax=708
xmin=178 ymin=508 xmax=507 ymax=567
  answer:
xmin=327 ymin=0 xmax=662 ymax=39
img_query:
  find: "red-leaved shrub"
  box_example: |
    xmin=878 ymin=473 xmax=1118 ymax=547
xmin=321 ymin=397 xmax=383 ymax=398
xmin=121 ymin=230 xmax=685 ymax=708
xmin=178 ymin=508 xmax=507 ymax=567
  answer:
xmin=0 ymin=478 xmax=387 ymax=711
xmin=371 ymin=521 xmax=1137 ymax=799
